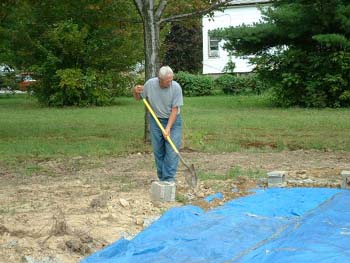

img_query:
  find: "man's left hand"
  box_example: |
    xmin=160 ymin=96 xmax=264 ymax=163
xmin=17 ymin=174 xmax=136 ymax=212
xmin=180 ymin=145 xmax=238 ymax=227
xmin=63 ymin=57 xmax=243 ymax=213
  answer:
xmin=163 ymin=127 xmax=171 ymax=139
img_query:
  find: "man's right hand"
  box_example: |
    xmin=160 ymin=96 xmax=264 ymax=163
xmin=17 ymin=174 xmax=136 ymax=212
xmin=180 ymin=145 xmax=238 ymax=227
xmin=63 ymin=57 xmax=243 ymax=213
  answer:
xmin=134 ymin=85 xmax=144 ymax=94
xmin=133 ymin=85 xmax=144 ymax=100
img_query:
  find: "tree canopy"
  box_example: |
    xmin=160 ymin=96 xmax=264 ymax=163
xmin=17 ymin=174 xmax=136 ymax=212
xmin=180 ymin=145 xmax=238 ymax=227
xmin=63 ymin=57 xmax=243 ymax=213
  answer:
xmin=215 ymin=0 xmax=350 ymax=107
xmin=162 ymin=21 xmax=202 ymax=73
xmin=1 ymin=0 xmax=144 ymax=106
xmin=1 ymin=0 xmax=233 ymax=107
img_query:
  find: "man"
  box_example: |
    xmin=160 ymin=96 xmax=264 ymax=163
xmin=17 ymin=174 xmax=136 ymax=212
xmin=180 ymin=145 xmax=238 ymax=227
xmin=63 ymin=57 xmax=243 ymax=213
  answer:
xmin=133 ymin=66 xmax=183 ymax=182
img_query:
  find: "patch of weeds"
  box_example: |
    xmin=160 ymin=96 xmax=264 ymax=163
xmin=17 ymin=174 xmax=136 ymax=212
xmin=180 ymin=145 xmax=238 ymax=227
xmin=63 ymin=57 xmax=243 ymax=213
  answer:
xmin=25 ymin=164 xmax=42 ymax=176
xmin=77 ymin=158 xmax=104 ymax=170
xmin=25 ymin=164 xmax=56 ymax=177
xmin=210 ymin=182 xmax=226 ymax=192
xmin=227 ymin=166 xmax=266 ymax=180
xmin=188 ymin=130 xmax=207 ymax=147
xmin=0 ymin=207 xmax=10 ymax=214
xmin=0 ymin=207 xmax=15 ymax=215
xmin=175 ymin=193 xmax=189 ymax=204
xmin=198 ymin=171 xmax=226 ymax=181
xmin=245 ymin=168 xmax=266 ymax=179
xmin=0 ymin=158 xmax=17 ymax=170
xmin=199 ymin=167 xmax=266 ymax=181
xmin=226 ymin=166 xmax=242 ymax=179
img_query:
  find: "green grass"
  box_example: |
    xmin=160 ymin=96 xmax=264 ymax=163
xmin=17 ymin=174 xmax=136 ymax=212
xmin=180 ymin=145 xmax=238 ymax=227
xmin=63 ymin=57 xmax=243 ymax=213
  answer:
xmin=0 ymin=95 xmax=148 ymax=159
xmin=175 ymin=193 xmax=190 ymax=204
xmin=198 ymin=166 xmax=266 ymax=181
xmin=183 ymin=95 xmax=350 ymax=152
xmin=1 ymin=94 xmax=350 ymax=160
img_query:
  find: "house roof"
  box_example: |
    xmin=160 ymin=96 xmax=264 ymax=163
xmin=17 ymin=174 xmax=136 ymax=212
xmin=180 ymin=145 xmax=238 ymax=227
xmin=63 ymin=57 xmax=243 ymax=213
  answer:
xmin=228 ymin=0 xmax=271 ymax=6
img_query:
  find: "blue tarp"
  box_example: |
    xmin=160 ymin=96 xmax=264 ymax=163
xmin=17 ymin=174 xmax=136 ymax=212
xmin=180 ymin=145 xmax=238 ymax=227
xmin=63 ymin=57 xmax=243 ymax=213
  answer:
xmin=82 ymin=188 xmax=350 ymax=263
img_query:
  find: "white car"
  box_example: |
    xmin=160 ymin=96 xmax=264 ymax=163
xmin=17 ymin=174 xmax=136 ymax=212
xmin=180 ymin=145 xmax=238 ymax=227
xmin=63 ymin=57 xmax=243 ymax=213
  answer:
xmin=0 ymin=64 xmax=15 ymax=76
xmin=0 ymin=64 xmax=16 ymax=91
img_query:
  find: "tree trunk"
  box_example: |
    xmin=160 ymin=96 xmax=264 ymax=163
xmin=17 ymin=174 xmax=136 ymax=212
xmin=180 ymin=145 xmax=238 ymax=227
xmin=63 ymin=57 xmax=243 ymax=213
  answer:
xmin=134 ymin=0 xmax=161 ymax=142
xmin=142 ymin=8 xmax=160 ymax=80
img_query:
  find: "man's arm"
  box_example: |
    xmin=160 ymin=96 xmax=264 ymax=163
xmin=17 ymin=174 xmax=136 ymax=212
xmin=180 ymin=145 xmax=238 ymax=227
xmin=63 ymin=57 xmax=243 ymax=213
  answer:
xmin=164 ymin=106 xmax=179 ymax=138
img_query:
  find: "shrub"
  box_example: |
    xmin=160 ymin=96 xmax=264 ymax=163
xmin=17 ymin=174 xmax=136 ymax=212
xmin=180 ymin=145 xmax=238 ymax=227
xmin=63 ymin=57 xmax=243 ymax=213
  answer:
xmin=269 ymin=50 xmax=350 ymax=108
xmin=175 ymin=71 xmax=214 ymax=96
xmin=215 ymin=74 xmax=267 ymax=95
xmin=33 ymin=68 xmax=114 ymax=106
xmin=111 ymin=72 xmax=144 ymax=97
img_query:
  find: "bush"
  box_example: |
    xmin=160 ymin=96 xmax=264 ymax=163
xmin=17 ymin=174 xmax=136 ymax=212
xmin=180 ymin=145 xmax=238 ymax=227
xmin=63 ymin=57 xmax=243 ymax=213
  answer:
xmin=215 ymin=74 xmax=268 ymax=95
xmin=269 ymin=50 xmax=350 ymax=108
xmin=111 ymin=72 xmax=144 ymax=97
xmin=33 ymin=68 xmax=114 ymax=106
xmin=175 ymin=71 xmax=214 ymax=96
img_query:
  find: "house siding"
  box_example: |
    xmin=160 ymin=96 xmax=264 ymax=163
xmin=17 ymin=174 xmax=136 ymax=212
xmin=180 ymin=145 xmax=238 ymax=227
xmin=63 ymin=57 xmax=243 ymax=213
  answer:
xmin=202 ymin=1 xmax=271 ymax=74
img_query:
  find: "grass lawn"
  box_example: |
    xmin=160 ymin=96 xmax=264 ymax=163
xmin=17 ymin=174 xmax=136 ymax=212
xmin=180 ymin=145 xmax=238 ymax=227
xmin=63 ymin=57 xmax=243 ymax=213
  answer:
xmin=184 ymin=96 xmax=350 ymax=152
xmin=1 ymin=94 xmax=350 ymax=160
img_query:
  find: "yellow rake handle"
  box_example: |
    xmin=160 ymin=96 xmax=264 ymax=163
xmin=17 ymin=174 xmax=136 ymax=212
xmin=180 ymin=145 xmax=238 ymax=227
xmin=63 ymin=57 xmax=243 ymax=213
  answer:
xmin=142 ymin=98 xmax=179 ymax=154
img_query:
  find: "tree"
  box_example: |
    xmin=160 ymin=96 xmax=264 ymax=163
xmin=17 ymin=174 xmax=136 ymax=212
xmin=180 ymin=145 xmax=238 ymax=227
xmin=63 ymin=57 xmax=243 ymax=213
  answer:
xmin=0 ymin=0 xmax=144 ymax=106
xmin=162 ymin=21 xmax=203 ymax=73
xmin=0 ymin=0 xmax=21 ymax=65
xmin=132 ymin=0 xmax=232 ymax=80
xmin=215 ymin=0 xmax=350 ymax=107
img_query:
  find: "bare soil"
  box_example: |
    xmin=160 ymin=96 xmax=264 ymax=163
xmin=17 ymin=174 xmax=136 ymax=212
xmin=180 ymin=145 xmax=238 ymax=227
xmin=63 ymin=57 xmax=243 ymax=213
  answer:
xmin=1 ymin=150 xmax=349 ymax=262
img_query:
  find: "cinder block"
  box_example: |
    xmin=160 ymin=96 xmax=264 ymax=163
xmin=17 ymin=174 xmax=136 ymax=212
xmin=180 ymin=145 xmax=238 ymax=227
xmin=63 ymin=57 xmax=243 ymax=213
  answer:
xmin=151 ymin=181 xmax=176 ymax=202
xmin=267 ymin=171 xmax=287 ymax=187
xmin=341 ymin=171 xmax=350 ymax=189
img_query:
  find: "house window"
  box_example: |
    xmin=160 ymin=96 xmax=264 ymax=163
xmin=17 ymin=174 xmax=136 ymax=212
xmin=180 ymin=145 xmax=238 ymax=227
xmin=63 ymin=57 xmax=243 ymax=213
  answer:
xmin=208 ymin=35 xmax=220 ymax=58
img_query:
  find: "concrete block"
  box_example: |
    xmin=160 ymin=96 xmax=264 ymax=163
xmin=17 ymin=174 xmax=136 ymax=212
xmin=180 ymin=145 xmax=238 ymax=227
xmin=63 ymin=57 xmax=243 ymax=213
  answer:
xmin=151 ymin=181 xmax=176 ymax=202
xmin=267 ymin=171 xmax=287 ymax=187
xmin=341 ymin=171 xmax=350 ymax=189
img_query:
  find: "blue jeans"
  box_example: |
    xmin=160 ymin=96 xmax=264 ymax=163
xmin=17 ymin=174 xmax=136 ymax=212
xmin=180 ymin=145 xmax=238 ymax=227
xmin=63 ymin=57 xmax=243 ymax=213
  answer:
xmin=149 ymin=114 xmax=182 ymax=182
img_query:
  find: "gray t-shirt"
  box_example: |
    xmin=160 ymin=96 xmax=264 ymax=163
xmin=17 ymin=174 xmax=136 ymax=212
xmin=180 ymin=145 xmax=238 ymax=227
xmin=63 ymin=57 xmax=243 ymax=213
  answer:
xmin=143 ymin=77 xmax=183 ymax=118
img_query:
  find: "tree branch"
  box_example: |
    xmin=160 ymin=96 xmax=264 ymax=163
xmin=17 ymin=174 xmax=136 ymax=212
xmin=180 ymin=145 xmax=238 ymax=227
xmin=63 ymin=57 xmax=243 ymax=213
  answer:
xmin=133 ymin=0 xmax=144 ymax=19
xmin=159 ymin=0 xmax=232 ymax=24
xmin=155 ymin=0 xmax=168 ymax=20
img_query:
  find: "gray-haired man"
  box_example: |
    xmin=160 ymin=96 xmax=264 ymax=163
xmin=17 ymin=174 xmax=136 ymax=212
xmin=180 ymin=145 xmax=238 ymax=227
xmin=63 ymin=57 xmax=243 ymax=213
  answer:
xmin=133 ymin=66 xmax=183 ymax=182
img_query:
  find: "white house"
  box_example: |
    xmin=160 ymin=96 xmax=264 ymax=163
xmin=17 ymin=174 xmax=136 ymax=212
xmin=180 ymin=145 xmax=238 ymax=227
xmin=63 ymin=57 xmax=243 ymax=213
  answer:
xmin=202 ymin=0 xmax=271 ymax=74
